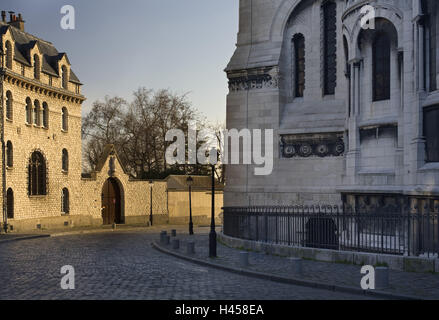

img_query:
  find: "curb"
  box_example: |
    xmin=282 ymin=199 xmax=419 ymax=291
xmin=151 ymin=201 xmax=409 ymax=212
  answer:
xmin=0 ymin=234 xmax=50 ymax=244
xmin=152 ymin=241 xmax=422 ymax=301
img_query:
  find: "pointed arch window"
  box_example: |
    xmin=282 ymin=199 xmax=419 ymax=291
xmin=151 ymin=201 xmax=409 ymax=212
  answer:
xmin=42 ymin=102 xmax=49 ymax=128
xmin=6 ymin=90 xmax=13 ymax=121
xmin=62 ymin=107 xmax=68 ymax=131
xmin=62 ymin=66 xmax=68 ymax=89
xmin=5 ymin=41 xmax=12 ymax=69
xmin=28 ymin=151 xmax=47 ymax=196
xmin=293 ymin=34 xmax=305 ymax=98
xmin=323 ymin=0 xmax=337 ymax=95
xmin=6 ymin=188 xmax=13 ymax=219
xmin=373 ymin=32 xmax=391 ymax=101
xmin=6 ymin=141 xmax=13 ymax=168
xmin=25 ymin=97 xmax=32 ymax=124
xmin=33 ymin=100 xmax=41 ymax=126
xmin=61 ymin=188 xmax=69 ymax=214
xmin=33 ymin=54 xmax=41 ymax=80
xmin=62 ymin=149 xmax=69 ymax=172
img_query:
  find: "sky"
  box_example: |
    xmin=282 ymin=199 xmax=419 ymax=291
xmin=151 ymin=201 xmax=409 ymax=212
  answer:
xmin=2 ymin=0 xmax=239 ymax=123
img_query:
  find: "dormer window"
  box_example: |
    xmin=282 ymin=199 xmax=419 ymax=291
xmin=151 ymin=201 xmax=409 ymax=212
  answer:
xmin=62 ymin=66 xmax=68 ymax=89
xmin=5 ymin=40 xmax=12 ymax=69
xmin=33 ymin=54 xmax=40 ymax=80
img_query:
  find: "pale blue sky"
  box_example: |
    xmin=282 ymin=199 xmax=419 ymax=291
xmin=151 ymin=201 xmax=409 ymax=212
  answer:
xmin=2 ymin=0 xmax=238 ymax=122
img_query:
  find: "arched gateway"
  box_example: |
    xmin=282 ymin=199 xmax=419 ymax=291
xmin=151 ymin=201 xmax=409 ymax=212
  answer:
xmin=101 ymin=178 xmax=124 ymax=225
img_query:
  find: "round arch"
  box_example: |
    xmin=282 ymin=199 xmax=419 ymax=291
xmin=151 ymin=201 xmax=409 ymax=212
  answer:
xmin=101 ymin=177 xmax=125 ymax=225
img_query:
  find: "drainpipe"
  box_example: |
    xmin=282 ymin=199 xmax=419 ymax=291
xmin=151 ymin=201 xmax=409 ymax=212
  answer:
xmin=0 ymin=48 xmax=6 ymax=233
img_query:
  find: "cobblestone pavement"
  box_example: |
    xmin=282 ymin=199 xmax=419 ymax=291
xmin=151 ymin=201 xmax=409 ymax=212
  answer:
xmin=162 ymin=230 xmax=439 ymax=300
xmin=0 ymin=227 xmax=369 ymax=300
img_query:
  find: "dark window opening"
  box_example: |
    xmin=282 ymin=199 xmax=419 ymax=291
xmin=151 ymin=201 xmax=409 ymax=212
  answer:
xmin=28 ymin=151 xmax=47 ymax=196
xmin=373 ymin=32 xmax=391 ymax=101
xmin=6 ymin=91 xmax=13 ymax=120
xmin=6 ymin=188 xmax=13 ymax=219
xmin=293 ymin=34 xmax=305 ymax=98
xmin=62 ymin=188 xmax=69 ymax=214
xmin=323 ymin=1 xmax=337 ymax=95
xmin=6 ymin=141 xmax=13 ymax=168
xmin=62 ymin=149 xmax=69 ymax=172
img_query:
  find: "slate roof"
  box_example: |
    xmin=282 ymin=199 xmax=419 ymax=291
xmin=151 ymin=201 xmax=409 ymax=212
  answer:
xmin=0 ymin=22 xmax=81 ymax=84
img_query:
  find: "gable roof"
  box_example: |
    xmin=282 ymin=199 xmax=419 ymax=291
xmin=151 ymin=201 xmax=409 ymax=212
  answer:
xmin=0 ymin=22 xmax=81 ymax=84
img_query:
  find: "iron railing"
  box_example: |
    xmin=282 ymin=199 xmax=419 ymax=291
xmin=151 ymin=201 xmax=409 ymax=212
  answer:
xmin=223 ymin=205 xmax=439 ymax=257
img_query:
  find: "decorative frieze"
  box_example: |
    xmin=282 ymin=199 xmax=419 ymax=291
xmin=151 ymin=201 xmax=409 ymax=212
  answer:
xmin=227 ymin=66 xmax=279 ymax=92
xmin=280 ymin=133 xmax=345 ymax=158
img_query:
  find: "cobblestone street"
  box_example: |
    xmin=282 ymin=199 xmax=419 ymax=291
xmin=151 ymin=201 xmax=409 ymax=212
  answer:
xmin=0 ymin=228 xmax=370 ymax=300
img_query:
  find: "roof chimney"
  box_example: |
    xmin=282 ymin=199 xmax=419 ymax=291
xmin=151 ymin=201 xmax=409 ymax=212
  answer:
xmin=8 ymin=12 xmax=25 ymax=31
xmin=1 ymin=11 xmax=6 ymax=23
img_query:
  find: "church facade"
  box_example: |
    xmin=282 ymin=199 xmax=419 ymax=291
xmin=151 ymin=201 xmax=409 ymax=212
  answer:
xmin=225 ymin=0 xmax=439 ymax=210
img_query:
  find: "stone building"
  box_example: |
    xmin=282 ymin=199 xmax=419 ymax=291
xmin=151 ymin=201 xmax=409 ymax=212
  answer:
xmin=225 ymin=0 xmax=439 ymax=209
xmin=0 ymin=12 xmax=222 ymax=232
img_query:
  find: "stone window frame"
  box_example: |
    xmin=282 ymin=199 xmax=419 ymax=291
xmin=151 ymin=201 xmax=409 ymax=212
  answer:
xmin=42 ymin=102 xmax=49 ymax=129
xmin=33 ymin=99 xmax=41 ymax=127
xmin=28 ymin=150 xmax=48 ymax=196
xmin=62 ymin=148 xmax=69 ymax=173
xmin=5 ymin=90 xmax=13 ymax=121
xmin=6 ymin=141 xmax=13 ymax=168
xmin=6 ymin=188 xmax=14 ymax=219
xmin=322 ymin=0 xmax=337 ymax=96
xmin=5 ymin=40 xmax=12 ymax=69
xmin=33 ymin=54 xmax=41 ymax=80
xmin=25 ymin=97 xmax=32 ymax=125
xmin=61 ymin=107 xmax=68 ymax=132
xmin=292 ymin=33 xmax=305 ymax=98
xmin=372 ymin=32 xmax=391 ymax=101
xmin=61 ymin=188 xmax=69 ymax=214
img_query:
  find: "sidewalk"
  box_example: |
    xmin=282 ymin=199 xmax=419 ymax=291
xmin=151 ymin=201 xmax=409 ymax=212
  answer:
xmin=153 ymin=230 xmax=439 ymax=300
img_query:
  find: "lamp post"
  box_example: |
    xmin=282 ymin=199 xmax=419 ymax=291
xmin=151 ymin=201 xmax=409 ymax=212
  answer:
xmin=209 ymin=164 xmax=217 ymax=257
xmin=186 ymin=176 xmax=194 ymax=235
xmin=149 ymin=180 xmax=154 ymax=226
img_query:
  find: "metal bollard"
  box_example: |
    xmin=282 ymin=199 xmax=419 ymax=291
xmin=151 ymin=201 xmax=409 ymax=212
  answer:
xmin=187 ymin=241 xmax=195 ymax=254
xmin=171 ymin=229 xmax=177 ymax=237
xmin=160 ymin=231 xmax=166 ymax=244
xmin=164 ymin=235 xmax=170 ymax=245
xmin=239 ymin=252 xmax=249 ymax=268
xmin=375 ymin=267 xmax=389 ymax=289
xmin=289 ymin=257 xmax=302 ymax=275
xmin=172 ymin=239 xmax=180 ymax=250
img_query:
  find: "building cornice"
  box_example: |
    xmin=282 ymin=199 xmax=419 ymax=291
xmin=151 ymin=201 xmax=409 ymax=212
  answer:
xmin=3 ymin=69 xmax=86 ymax=104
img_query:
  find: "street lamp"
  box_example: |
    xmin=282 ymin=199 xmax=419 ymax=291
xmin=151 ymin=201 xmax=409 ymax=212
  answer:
xmin=209 ymin=164 xmax=217 ymax=257
xmin=149 ymin=180 xmax=154 ymax=226
xmin=186 ymin=176 xmax=194 ymax=235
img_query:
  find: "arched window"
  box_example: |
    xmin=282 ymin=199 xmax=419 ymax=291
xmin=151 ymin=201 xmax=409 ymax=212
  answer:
xmin=28 ymin=151 xmax=47 ymax=196
xmin=5 ymin=41 xmax=12 ymax=69
xmin=62 ymin=107 xmax=68 ymax=131
xmin=42 ymin=102 xmax=49 ymax=128
xmin=6 ymin=90 xmax=13 ymax=121
xmin=33 ymin=54 xmax=40 ymax=80
xmin=62 ymin=66 xmax=68 ymax=89
xmin=61 ymin=188 xmax=69 ymax=214
xmin=426 ymin=0 xmax=437 ymax=92
xmin=293 ymin=34 xmax=305 ymax=98
xmin=6 ymin=141 xmax=13 ymax=168
xmin=33 ymin=100 xmax=40 ymax=126
xmin=25 ymin=97 xmax=32 ymax=124
xmin=6 ymin=188 xmax=13 ymax=219
xmin=62 ymin=149 xmax=69 ymax=172
xmin=373 ymin=32 xmax=391 ymax=101
xmin=323 ymin=0 xmax=337 ymax=95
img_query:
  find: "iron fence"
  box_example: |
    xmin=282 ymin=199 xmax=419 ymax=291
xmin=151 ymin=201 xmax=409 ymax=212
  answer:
xmin=223 ymin=205 xmax=439 ymax=257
